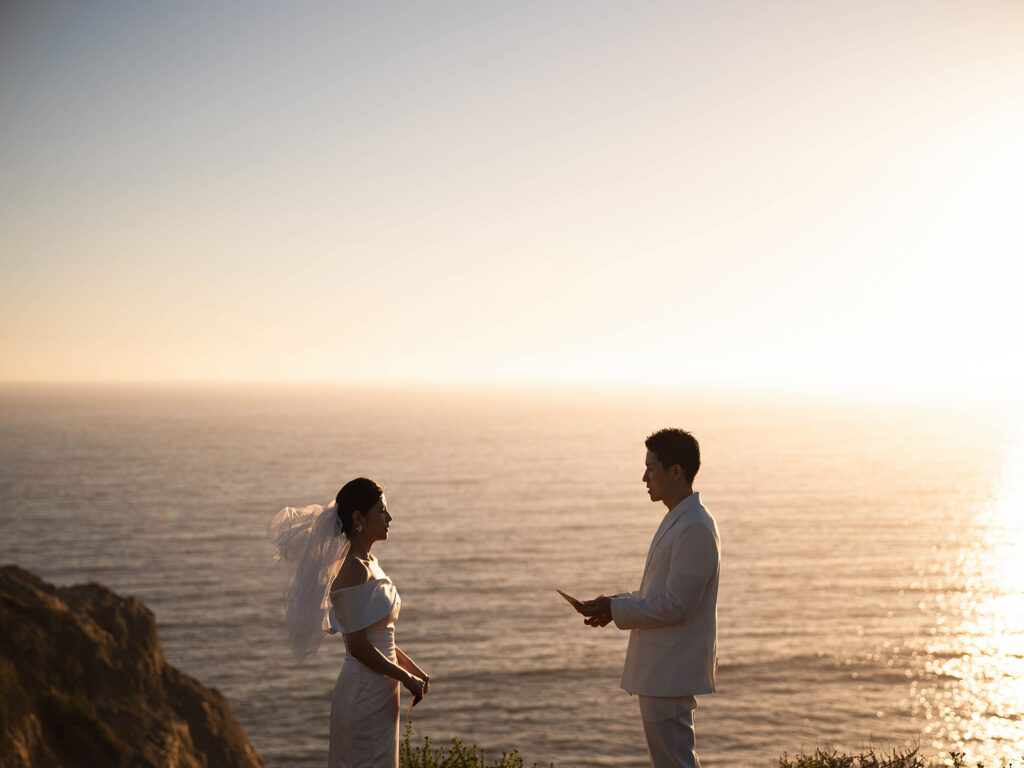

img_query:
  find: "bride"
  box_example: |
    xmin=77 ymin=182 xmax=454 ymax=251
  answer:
xmin=268 ymin=477 xmax=429 ymax=767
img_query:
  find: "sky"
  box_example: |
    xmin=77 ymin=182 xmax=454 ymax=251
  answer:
xmin=2 ymin=1 xmax=1023 ymax=397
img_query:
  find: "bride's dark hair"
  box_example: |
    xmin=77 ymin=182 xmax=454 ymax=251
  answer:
xmin=335 ymin=477 xmax=384 ymax=538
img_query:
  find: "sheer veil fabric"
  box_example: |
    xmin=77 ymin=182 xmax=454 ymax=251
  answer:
xmin=267 ymin=502 xmax=350 ymax=661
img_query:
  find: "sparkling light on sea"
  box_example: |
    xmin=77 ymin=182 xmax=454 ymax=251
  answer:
xmin=901 ymin=436 xmax=1024 ymax=760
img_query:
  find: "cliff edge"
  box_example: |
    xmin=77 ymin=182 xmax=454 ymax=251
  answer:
xmin=0 ymin=565 xmax=264 ymax=768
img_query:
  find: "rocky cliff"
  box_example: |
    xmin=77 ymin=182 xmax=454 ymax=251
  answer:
xmin=0 ymin=565 xmax=265 ymax=768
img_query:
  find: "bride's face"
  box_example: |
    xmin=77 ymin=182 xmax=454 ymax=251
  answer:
xmin=362 ymin=496 xmax=392 ymax=543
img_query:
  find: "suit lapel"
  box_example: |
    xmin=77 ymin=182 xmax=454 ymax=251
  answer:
xmin=639 ymin=493 xmax=700 ymax=589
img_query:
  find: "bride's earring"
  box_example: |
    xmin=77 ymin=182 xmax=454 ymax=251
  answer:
xmin=356 ymin=524 xmax=363 ymax=532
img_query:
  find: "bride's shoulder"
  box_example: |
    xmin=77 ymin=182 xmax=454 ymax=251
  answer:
xmin=332 ymin=554 xmax=372 ymax=590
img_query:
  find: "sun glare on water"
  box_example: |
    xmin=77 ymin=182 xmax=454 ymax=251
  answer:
xmin=915 ymin=421 xmax=1024 ymax=761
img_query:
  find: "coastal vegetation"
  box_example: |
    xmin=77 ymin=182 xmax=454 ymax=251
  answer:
xmin=400 ymin=729 xmax=1014 ymax=768
xmin=776 ymin=746 xmax=1013 ymax=768
xmin=401 ymin=725 xmax=554 ymax=768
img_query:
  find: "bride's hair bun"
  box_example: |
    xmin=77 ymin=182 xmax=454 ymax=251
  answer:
xmin=335 ymin=477 xmax=384 ymax=537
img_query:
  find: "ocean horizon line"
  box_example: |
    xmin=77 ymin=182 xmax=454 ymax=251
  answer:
xmin=0 ymin=377 xmax=1018 ymax=410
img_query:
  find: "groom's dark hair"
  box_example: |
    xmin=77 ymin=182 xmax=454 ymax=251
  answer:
xmin=645 ymin=428 xmax=700 ymax=483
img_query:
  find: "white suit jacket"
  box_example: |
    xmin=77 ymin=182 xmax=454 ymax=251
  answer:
xmin=610 ymin=492 xmax=720 ymax=698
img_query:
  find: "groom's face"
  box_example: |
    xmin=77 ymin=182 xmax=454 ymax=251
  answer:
xmin=643 ymin=449 xmax=672 ymax=503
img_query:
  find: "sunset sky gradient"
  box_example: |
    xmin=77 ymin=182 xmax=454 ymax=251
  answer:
xmin=2 ymin=1 xmax=1023 ymax=397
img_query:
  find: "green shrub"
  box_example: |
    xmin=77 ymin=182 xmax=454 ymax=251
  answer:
xmin=777 ymin=746 xmax=1022 ymax=768
xmin=778 ymin=746 xmax=929 ymax=768
xmin=400 ymin=724 xmax=555 ymax=768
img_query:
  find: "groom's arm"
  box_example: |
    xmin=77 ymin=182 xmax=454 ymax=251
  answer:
xmin=610 ymin=524 xmax=718 ymax=630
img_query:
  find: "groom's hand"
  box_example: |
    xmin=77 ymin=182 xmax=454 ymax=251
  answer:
xmin=581 ymin=596 xmax=612 ymax=627
xmin=581 ymin=596 xmax=611 ymax=616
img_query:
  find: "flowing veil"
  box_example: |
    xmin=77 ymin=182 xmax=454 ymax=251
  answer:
xmin=267 ymin=502 xmax=349 ymax=661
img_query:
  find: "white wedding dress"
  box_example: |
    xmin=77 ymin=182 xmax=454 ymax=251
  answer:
xmin=328 ymin=558 xmax=402 ymax=768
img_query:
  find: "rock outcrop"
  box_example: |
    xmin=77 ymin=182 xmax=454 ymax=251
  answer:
xmin=0 ymin=565 xmax=264 ymax=768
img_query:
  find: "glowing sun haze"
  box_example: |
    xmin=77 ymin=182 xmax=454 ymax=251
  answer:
xmin=2 ymin=1 xmax=1022 ymax=396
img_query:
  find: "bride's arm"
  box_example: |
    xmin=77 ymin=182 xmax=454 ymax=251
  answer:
xmin=344 ymin=631 xmax=426 ymax=703
xmin=396 ymin=647 xmax=430 ymax=694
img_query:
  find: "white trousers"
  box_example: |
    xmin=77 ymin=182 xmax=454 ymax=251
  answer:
xmin=638 ymin=695 xmax=699 ymax=768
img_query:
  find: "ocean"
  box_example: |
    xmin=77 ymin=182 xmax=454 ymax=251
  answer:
xmin=1 ymin=383 xmax=1022 ymax=768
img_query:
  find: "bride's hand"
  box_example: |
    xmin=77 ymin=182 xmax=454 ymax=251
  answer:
xmin=403 ymin=673 xmax=427 ymax=705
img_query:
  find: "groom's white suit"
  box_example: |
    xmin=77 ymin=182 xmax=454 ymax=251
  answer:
xmin=610 ymin=491 xmax=721 ymax=768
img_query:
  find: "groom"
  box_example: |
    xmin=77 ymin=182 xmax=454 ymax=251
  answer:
xmin=581 ymin=428 xmax=720 ymax=768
